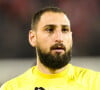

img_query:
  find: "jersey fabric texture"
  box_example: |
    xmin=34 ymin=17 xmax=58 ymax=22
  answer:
xmin=1 ymin=64 xmax=100 ymax=90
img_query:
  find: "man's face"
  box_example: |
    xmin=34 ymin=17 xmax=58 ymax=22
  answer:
xmin=30 ymin=12 xmax=72 ymax=69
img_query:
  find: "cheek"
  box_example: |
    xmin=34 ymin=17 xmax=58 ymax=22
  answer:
xmin=36 ymin=36 xmax=51 ymax=53
xmin=64 ymin=35 xmax=72 ymax=48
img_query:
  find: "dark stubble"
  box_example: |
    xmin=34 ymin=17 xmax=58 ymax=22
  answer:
xmin=37 ymin=43 xmax=72 ymax=69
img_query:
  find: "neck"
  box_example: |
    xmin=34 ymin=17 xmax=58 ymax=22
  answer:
xmin=36 ymin=57 xmax=67 ymax=74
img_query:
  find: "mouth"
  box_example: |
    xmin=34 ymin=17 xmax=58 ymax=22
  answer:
xmin=51 ymin=46 xmax=65 ymax=53
xmin=52 ymin=48 xmax=64 ymax=52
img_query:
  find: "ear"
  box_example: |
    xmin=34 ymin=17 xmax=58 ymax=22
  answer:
xmin=70 ymin=31 xmax=73 ymax=47
xmin=29 ymin=30 xmax=37 ymax=47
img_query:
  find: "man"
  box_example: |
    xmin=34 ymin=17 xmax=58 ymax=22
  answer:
xmin=1 ymin=7 xmax=100 ymax=90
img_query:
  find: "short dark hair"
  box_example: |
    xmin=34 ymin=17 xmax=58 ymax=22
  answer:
xmin=31 ymin=7 xmax=66 ymax=30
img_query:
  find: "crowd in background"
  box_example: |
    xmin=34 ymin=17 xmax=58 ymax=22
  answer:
xmin=0 ymin=0 xmax=100 ymax=58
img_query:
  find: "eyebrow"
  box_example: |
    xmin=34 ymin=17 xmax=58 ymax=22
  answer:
xmin=43 ymin=25 xmax=56 ymax=28
xmin=43 ymin=24 xmax=70 ymax=28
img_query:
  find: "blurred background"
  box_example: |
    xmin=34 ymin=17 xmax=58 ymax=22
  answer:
xmin=0 ymin=0 xmax=100 ymax=58
xmin=0 ymin=0 xmax=100 ymax=86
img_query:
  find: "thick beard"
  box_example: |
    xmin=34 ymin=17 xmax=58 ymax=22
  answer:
xmin=37 ymin=47 xmax=72 ymax=70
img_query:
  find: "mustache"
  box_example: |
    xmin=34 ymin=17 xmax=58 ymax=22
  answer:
xmin=50 ymin=43 xmax=66 ymax=51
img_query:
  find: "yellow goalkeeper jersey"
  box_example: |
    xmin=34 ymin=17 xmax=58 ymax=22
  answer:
xmin=1 ymin=64 xmax=100 ymax=90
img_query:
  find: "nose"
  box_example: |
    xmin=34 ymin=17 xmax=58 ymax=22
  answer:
xmin=54 ymin=31 xmax=63 ymax=43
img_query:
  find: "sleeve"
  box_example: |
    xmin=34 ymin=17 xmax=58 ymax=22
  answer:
xmin=89 ymin=72 xmax=100 ymax=90
xmin=95 ymin=72 xmax=100 ymax=90
xmin=0 ymin=82 xmax=13 ymax=90
xmin=0 ymin=84 xmax=7 ymax=90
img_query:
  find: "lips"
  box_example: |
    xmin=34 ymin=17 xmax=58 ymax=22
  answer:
xmin=50 ymin=43 xmax=66 ymax=51
xmin=53 ymin=47 xmax=65 ymax=50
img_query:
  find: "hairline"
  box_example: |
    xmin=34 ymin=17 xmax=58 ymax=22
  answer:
xmin=36 ymin=12 xmax=67 ymax=30
xmin=31 ymin=7 xmax=68 ymax=31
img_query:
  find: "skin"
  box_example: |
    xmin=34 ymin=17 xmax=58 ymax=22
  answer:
xmin=29 ymin=11 xmax=72 ymax=74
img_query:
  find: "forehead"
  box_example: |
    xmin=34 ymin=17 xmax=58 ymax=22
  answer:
xmin=37 ymin=12 xmax=70 ymax=28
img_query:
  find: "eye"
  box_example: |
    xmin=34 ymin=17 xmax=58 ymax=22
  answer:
xmin=62 ymin=28 xmax=69 ymax=32
xmin=46 ymin=27 xmax=54 ymax=32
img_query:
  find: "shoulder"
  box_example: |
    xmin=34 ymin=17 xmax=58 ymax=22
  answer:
xmin=0 ymin=66 xmax=36 ymax=90
xmin=71 ymin=64 xmax=100 ymax=79
xmin=71 ymin=64 xmax=100 ymax=89
xmin=72 ymin=64 xmax=99 ymax=75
